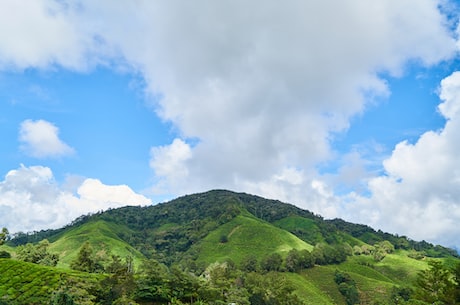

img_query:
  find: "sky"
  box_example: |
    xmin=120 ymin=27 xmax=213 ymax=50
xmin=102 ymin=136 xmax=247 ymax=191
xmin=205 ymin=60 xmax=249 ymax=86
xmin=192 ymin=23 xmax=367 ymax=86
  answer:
xmin=1 ymin=1 xmax=460 ymax=250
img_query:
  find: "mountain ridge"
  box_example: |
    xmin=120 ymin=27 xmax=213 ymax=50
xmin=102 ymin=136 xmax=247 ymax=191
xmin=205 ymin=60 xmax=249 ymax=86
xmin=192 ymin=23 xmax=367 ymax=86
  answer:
xmin=8 ymin=189 xmax=458 ymax=259
xmin=1 ymin=189 xmax=459 ymax=304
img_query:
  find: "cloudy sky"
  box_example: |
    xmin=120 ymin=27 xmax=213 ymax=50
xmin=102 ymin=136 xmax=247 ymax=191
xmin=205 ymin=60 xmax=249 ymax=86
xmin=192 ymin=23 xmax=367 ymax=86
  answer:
xmin=1 ymin=0 xmax=460 ymax=249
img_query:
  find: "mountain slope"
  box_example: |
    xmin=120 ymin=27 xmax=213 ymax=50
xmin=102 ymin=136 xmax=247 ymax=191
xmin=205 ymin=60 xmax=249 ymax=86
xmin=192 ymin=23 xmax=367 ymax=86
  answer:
xmin=193 ymin=212 xmax=313 ymax=265
xmin=2 ymin=189 xmax=459 ymax=304
xmin=48 ymin=219 xmax=144 ymax=268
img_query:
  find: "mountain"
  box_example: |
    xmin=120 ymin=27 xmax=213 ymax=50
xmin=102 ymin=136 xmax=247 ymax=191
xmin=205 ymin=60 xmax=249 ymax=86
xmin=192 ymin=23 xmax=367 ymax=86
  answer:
xmin=1 ymin=189 xmax=459 ymax=304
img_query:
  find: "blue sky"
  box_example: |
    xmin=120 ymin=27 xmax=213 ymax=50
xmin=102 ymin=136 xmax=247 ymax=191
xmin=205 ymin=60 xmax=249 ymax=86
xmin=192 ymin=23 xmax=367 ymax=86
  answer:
xmin=1 ymin=0 xmax=460 ymax=249
xmin=1 ymin=68 xmax=172 ymax=188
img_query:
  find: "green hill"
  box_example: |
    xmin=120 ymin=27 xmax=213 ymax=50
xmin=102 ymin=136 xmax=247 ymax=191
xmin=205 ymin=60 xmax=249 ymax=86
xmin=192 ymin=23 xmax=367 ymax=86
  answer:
xmin=47 ymin=219 xmax=144 ymax=268
xmin=194 ymin=213 xmax=313 ymax=265
xmin=1 ymin=189 xmax=459 ymax=304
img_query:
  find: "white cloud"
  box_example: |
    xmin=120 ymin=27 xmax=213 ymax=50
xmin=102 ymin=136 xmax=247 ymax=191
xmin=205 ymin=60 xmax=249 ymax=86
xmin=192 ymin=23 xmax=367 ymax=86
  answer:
xmin=76 ymin=178 xmax=152 ymax=207
xmin=19 ymin=119 xmax=74 ymax=158
xmin=149 ymin=138 xmax=192 ymax=194
xmin=0 ymin=0 xmax=107 ymax=70
xmin=0 ymin=165 xmax=152 ymax=233
xmin=121 ymin=0 xmax=454 ymax=192
xmin=1 ymin=1 xmax=460 ymax=248
xmin=344 ymin=71 xmax=460 ymax=248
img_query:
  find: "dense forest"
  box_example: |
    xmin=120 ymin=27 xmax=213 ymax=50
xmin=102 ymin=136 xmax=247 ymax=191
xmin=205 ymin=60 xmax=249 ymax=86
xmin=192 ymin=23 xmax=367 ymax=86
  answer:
xmin=1 ymin=190 xmax=459 ymax=304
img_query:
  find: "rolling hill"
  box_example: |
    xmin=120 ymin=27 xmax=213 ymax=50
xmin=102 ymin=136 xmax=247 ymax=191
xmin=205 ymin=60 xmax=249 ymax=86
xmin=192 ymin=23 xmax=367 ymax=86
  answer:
xmin=0 ymin=189 xmax=458 ymax=304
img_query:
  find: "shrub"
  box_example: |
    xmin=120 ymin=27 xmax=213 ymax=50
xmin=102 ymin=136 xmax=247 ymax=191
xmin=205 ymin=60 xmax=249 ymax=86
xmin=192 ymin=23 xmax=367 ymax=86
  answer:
xmin=0 ymin=251 xmax=11 ymax=258
xmin=219 ymin=235 xmax=228 ymax=243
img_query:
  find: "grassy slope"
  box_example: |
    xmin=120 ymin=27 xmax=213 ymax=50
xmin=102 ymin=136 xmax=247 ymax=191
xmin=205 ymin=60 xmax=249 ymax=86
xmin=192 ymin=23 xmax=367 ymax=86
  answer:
xmin=286 ymin=272 xmax=339 ymax=305
xmin=194 ymin=214 xmax=313 ymax=265
xmin=48 ymin=219 xmax=145 ymax=268
xmin=302 ymin=266 xmax=347 ymax=304
xmin=274 ymin=216 xmax=324 ymax=243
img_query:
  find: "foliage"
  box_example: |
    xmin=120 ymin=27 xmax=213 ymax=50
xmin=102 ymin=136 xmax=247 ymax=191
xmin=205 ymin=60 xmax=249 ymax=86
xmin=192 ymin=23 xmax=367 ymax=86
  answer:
xmin=71 ymin=242 xmax=105 ymax=273
xmin=0 ymin=259 xmax=100 ymax=304
xmin=240 ymin=255 xmax=258 ymax=272
xmin=2 ymin=190 xmax=460 ymax=304
xmin=260 ymin=253 xmax=283 ymax=272
xmin=285 ymin=249 xmax=314 ymax=272
xmin=311 ymin=243 xmax=348 ymax=265
xmin=414 ymin=260 xmax=457 ymax=304
xmin=49 ymin=291 xmax=75 ymax=305
xmin=245 ymin=272 xmax=306 ymax=305
xmin=0 ymin=228 xmax=8 ymax=246
xmin=98 ymin=255 xmax=136 ymax=304
xmin=16 ymin=239 xmax=59 ymax=266
xmin=0 ymin=251 xmax=11 ymax=258
xmin=334 ymin=270 xmax=360 ymax=305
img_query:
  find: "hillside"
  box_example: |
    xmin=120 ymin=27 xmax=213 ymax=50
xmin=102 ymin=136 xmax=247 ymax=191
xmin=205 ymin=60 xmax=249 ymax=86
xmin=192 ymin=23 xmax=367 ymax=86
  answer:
xmin=48 ymin=219 xmax=145 ymax=268
xmin=193 ymin=212 xmax=313 ymax=265
xmin=0 ymin=259 xmax=101 ymax=304
xmin=1 ymin=189 xmax=459 ymax=304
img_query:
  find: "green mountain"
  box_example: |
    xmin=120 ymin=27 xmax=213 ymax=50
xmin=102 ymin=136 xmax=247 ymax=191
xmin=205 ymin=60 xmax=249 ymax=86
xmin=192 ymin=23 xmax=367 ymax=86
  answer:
xmin=1 ymin=189 xmax=459 ymax=304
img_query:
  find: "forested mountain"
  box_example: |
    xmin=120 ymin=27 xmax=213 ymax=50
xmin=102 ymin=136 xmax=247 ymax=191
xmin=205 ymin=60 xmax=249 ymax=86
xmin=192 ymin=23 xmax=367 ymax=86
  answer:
xmin=1 ymin=190 xmax=459 ymax=304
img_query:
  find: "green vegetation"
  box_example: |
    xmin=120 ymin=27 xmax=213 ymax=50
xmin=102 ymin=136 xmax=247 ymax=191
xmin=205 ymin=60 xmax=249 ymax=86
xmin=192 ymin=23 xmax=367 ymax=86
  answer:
xmin=16 ymin=239 xmax=59 ymax=266
xmin=48 ymin=219 xmax=144 ymax=268
xmin=193 ymin=214 xmax=312 ymax=265
xmin=0 ymin=189 xmax=459 ymax=304
xmin=0 ymin=228 xmax=8 ymax=246
xmin=0 ymin=259 xmax=100 ymax=304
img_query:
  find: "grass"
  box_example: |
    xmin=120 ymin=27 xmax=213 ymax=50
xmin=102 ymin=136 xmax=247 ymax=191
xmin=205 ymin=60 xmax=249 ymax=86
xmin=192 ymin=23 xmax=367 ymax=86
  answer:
xmin=373 ymin=250 xmax=429 ymax=285
xmin=302 ymin=266 xmax=347 ymax=304
xmin=48 ymin=219 xmax=145 ymax=269
xmin=195 ymin=215 xmax=313 ymax=265
xmin=285 ymin=272 xmax=337 ymax=305
xmin=339 ymin=256 xmax=395 ymax=283
xmin=274 ymin=216 xmax=324 ymax=243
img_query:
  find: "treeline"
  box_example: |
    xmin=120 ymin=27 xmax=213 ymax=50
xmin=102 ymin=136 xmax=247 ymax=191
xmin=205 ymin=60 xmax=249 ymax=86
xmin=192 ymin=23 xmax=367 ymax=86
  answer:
xmin=54 ymin=242 xmax=308 ymax=305
xmin=3 ymin=236 xmax=460 ymax=305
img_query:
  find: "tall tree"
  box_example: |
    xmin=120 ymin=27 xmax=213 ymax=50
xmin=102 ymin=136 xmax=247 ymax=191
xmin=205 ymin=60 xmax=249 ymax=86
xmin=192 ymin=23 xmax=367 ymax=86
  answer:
xmin=71 ymin=242 xmax=103 ymax=273
xmin=415 ymin=260 xmax=455 ymax=304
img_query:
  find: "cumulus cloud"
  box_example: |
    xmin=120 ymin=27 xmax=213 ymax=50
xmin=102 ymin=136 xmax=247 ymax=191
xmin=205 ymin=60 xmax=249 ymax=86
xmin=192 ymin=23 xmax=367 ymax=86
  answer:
xmin=0 ymin=165 xmax=152 ymax=233
xmin=0 ymin=0 xmax=109 ymax=70
xmin=1 ymin=1 xmax=460 ymax=248
xmin=131 ymin=0 xmax=456 ymax=194
xmin=19 ymin=119 xmax=74 ymax=158
xmin=343 ymin=71 xmax=460 ymax=248
xmin=149 ymin=138 xmax=192 ymax=194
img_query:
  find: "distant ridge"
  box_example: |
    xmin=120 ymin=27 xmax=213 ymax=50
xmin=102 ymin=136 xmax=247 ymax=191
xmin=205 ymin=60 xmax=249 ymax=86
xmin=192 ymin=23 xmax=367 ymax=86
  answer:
xmin=1 ymin=189 xmax=459 ymax=304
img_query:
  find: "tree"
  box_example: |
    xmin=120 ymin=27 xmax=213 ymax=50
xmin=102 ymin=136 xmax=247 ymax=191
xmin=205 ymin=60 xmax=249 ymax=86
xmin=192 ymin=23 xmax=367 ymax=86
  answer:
xmin=285 ymin=249 xmax=301 ymax=272
xmin=415 ymin=260 xmax=456 ymax=304
xmin=99 ymin=255 xmax=136 ymax=304
xmin=299 ymin=249 xmax=314 ymax=269
xmin=16 ymin=239 xmax=59 ymax=266
xmin=334 ymin=270 xmax=360 ymax=305
xmin=135 ymin=258 xmax=171 ymax=303
xmin=452 ymin=262 xmax=460 ymax=303
xmin=71 ymin=242 xmax=103 ymax=273
xmin=245 ymin=272 xmax=306 ymax=305
xmin=240 ymin=255 xmax=258 ymax=272
xmin=260 ymin=253 xmax=283 ymax=272
xmin=49 ymin=291 xmax=75 ymax=305
xmin=377 ymin=240 xmax=395 ymax=253
xmin=0 ymin=227 xmax=8 ymax=245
